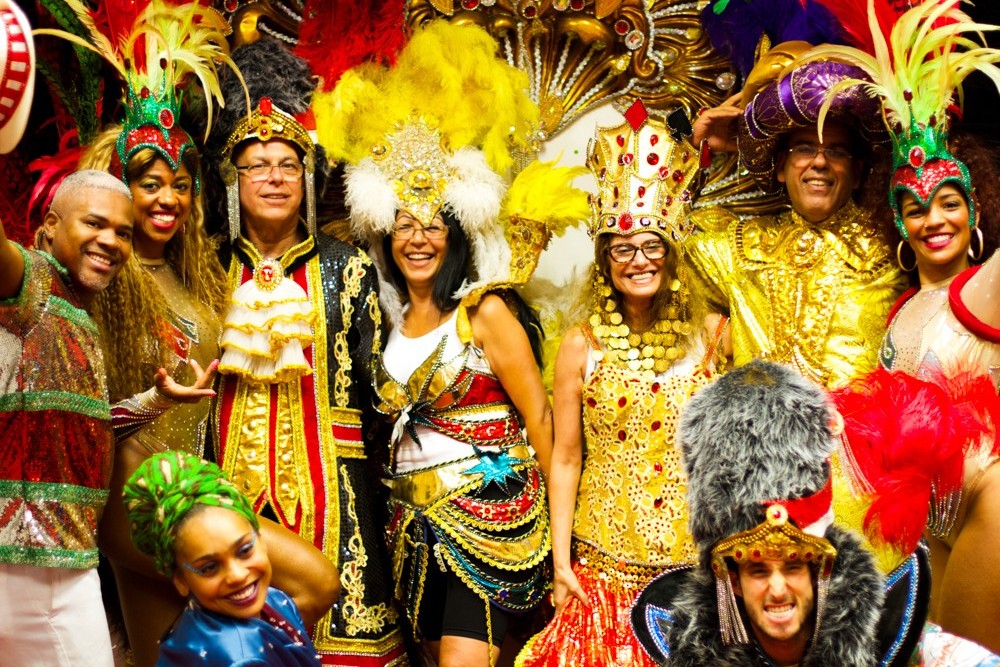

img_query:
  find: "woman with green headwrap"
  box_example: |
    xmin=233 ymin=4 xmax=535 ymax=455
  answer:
xmin=125 ymin=451 xmax=322 ymax=666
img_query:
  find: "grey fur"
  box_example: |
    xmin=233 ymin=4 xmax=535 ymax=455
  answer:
xmin=678 ymin=361 xmax=837 ymax=568
xmin=665 ymin=526 xmax=883 ymax=667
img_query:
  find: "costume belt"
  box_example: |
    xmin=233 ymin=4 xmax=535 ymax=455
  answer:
xmin=386 ymin=442 xmax=532 ymax=509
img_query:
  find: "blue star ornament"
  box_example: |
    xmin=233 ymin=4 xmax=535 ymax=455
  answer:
xmin=464 ymin=447 xmax=527 ymax=491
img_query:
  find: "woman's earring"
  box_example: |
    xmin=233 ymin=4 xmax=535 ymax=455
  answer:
xmin=969 ymin=226 xmax=984 ymax=261
xmin=897 ymin=240 xmax=917 ymax=272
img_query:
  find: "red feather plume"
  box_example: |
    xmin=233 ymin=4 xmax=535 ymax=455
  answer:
xmin=813 ymin=0 xmax=905 ymax=54
xmin=833 ymin=367 xmax=999 ymax=553
xmin=295 ymin=0 xmax=409 ymax=91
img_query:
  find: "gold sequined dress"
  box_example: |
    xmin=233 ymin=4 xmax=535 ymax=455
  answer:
xmin=517 ymin=323 xmax=720 ymax=667
xmin=686 ymin=201 xmax=908 ymax=573
xmin=128 ymin=260 xmax=221 ymax=456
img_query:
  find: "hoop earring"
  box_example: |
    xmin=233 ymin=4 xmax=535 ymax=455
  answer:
xmin=896 ymin=240 xmax=917 ymax=272
xmin=969 ymin=226 xmax=984 ymax=261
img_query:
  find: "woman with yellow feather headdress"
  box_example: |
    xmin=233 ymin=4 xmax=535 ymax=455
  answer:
xmin=317 ymin=19 xmax=589 ymax=667
xmin=802 ymin=0 xmax=1000 ymax=655
xmin=39 ymin=3 xmax=339 ymax=664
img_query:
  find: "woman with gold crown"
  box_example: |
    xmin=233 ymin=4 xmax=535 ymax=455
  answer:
xmin=38 ymin=4 xmax=338 ymax=664
xmin=516 ymin=100 xmax=728 ymax=667
xmin=318 ymin=20 xmax=589 ymax=667
xmin=804 ymin=0 xmax=1000 ymax=655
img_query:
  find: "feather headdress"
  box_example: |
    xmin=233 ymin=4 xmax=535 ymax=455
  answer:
xmin=802 ymin=0 xmax=1000 ymax=237
xmin=35 ymin=0 xmax=244 ymax=190
xmin=319 ymin=20 xmax=587 ymax=327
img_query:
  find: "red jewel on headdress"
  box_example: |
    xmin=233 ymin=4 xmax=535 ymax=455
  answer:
xmin=619 ymin=211 xmax=634 ymax=231
xmin=260 ymin=97 xmax=273 ymax=116
xmin=571 ymin=0 xmax=584 ymax=8
xmin=671 ymin=169 xmax=684 ymax=183
xmin=682 ymin=151 xmax=690 ymax=163
xmin=651 ymin=421 xmax=661 ymax=431
xmin=664 ymin=195 xmax=673 ymax=206
xmin=621 ymin=153 xmax=634 ymax=166
xmin=616 ymin=134 xmax=625 ymax=147
xmin=650 ymin=134 xmax=659 ymax=146
xmin=637 ymin=185 xmax=646 ymax=197
xmin=462 ymin=0 xmax=479 ymax=8
xmin=159 ymin=108 xmax=174 ymax=129
xmin=225 ymin=0 xmax=237 ymax=9
xmin=615 ymin=19 xmax=630 ymax=35
xmin=658 ymin=166 xmax=670 ymax=180
xmin=654 ymin=497 xmax=663 ymax=508
xmin=908 ymin=146 xmax=926 ymax=168
xmin=904 ymin=89 xmax=913 ymax=102
xmin=700 ymin=140 xmax=713 ymax=168
xmin=654 ymin=462 xmax=663 ymax=472
xmin=140 ymin=86 xmax=150 ymax=100
xmin=680 ymin=190 xmax=691 ymax=202
xmin=647 ymin=153 xmax=660 ymax=165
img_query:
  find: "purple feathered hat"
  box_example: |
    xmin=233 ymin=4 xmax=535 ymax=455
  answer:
xmin=737 ymin=53 xmax=888 ymax=192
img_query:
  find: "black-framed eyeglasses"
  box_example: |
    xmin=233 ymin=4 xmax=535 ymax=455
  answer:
xmin=607 ymin=240 xmax=668 ymax=263
xmin=787 ymin=144 xmax=853 ymax=164
xmin=392 ymin=222 xmax=449 ymax=240
xmin=235 ymin=161 xmax=304 ymax=182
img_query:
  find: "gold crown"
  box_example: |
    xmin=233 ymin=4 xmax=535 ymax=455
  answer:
xmin=710 ymin=503 xmax=837 ymax=574
xmin=223 ymin=97 xmax=316 ymax=159
xmin=586 ymin=100 xmax=702 ymax=240
xmin=371 ymin=119 xmax=453 ymax=227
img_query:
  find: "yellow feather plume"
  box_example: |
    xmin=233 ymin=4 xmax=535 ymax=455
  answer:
xmin=504 ymin=160 xmax=590 ymax=239
xmin=316 ymin=20 xmax=538 ymax=175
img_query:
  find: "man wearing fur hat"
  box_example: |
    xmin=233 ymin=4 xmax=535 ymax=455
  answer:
xmin=630 ymin=361 xmax=927 ymax=667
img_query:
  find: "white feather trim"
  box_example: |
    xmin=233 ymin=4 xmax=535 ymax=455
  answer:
xmin=444 ymin=148 xmax=505 ymax=234
xmin=345 ymin=159 xmax=398 ymax=241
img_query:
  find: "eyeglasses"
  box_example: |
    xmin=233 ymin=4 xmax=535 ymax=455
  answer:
xmin=235 ymin=161 xmax=304 ymax=182
xmin=607 ymin=240 xmax=668 ymax=263
xmin=392 ymin=222 xmax=448 ymax=240
xmin=787 ymin=144 xmax=853 ymax=164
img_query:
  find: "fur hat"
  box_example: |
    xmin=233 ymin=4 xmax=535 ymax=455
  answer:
xmin=203 ymin=39 xmax=329 ymax=239
xmin=680 ymin=360 xmax=837 ymax=570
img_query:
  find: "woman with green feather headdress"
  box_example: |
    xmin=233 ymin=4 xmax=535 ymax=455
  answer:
xmin=801 ymin=0 xmax=1000 ymax=653
xmin=125 ymin=451 xmax=322 ymax=667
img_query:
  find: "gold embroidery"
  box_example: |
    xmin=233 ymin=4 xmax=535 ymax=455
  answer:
xmin=333 ymin=254 xmax=367 ymax=406
xmin=573 ymin=361 xmax=707 ymax=567
xmin=336 ymin=463 xmax=396 ymax=637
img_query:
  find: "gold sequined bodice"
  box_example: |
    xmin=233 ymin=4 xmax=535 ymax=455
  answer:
xmin=687 ymin=203 xmax=907 ymax=388
xmin=572 ymin=345 xmax=707 ymax=566
xmin=134 ymin=262 xmax=221 ymax=456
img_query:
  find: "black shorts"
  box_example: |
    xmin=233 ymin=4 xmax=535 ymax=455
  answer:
xmin=416 ymin=541 xmax=512 ymax=647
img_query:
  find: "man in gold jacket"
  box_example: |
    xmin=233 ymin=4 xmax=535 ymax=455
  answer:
xmin=686 ymin=49 xmax=909 ymax=572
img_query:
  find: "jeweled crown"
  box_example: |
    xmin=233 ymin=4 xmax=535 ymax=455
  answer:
xmin=586 ymin=99 xmax=703 ymax=240
xmin=113 ymin=81 xmax=197 ymax=190
xmin=371 ymin=119 xmax=453 ymax=227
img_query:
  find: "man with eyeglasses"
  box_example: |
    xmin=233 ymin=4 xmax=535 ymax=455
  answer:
xmin=202 ymin=42 xmax=406 ymax=666
xmin=684 ymin=46 xmax=909 ymax=578
xmin=685 ymin=46 xmax=907 ymax=391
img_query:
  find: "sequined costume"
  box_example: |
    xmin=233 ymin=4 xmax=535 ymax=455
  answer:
xmin=687 ymin=201 xmax=908 ymax=573
xmin=0 ymin=246 xmax=111 ymax=568
xmin=212 ymin=233 xmax=406 ymax=666
xmin=376 ymin=309 xmax=550 ymax=644
xmin=686 ymin=201 xmax=906 ymax=388
xmin=158 ymin=587 xmax=320 ymax=667
xmin=517 ymin=324 xmax=719 ymax=667
xmin=122 ymin=260 xmax=221 ymax=456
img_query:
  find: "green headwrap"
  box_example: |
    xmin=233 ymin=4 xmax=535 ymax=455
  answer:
xmin=123 ymin=450 xmax=260 ymax=575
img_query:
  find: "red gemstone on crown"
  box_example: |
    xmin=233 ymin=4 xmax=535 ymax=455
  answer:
xmin=462 ymin=0 xmax=479 ymax=7
xmin=140 ymin=87 xmax=150 ymax=100
xmin=650 ymin=134 xmax=659 ymax=146
xmin=615 ymin=19 xmax=630 ymax=35
xmin=619 ymin=212 xmax=634 ymax=231
xmin=658 ymin=166 xmax=670 ymax=179
xmin=570 ymin=0 xmax=584 ymax=8
xmin=671 ymin=169 xmax=684 ymax=182
xmin=159 ymin=109 xmax=174 ymax=129
xmin=637 ymin=185 xmax=646 ymax=197
xmin=260 ymin=97 xmax=273 ymax=116
xmin=908 ymin=146 xmax=925 ymax=168
xmin=647 ymin=153 xmax=660 ymax=165
xmin=616 ymin=134 xmax=625 ymax=147
xmin=621 ymin=153 xmax=634 ymax=166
